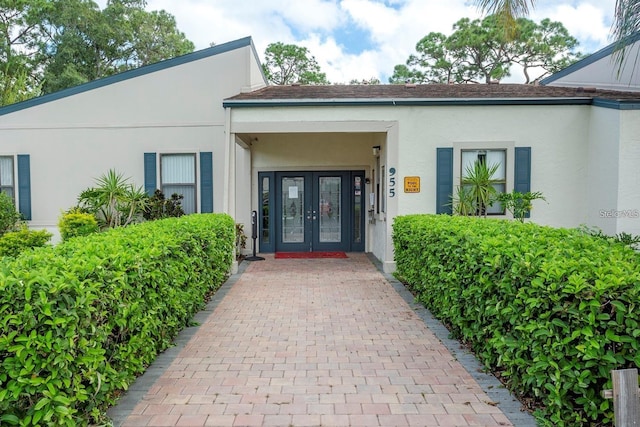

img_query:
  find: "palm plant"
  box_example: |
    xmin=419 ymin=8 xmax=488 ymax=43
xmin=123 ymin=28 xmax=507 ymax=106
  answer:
xmin=462 ymin=160 xmax=501 ymax=218
xmin=611 ymin=0 xmax=640 ymax=72
xmin=78 ymin=169 xmax=149 ymax=229
xmin=473 ymin=0 xmax=534 ymax=38
xmin=450 ymin=185 xmax=476 ymax=216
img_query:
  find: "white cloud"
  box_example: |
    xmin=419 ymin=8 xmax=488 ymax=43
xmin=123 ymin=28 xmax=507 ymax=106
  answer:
xmin=98 ymin=0 xmax=618 ymax=83
xmin=324 ymin=0 xmax=482 ymax=82
xmin=533 ymin=1 xmax=616 ymax=52
xmin=303 ymin=34 xmax=382 ymax=83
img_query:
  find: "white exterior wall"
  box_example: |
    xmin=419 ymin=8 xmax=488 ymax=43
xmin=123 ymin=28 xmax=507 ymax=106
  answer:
xmin=616 ymin=109 xmax=640 ymax=234
xmin=390 ymin=104 xmax=590 ymax=228
xmin=235 ymin=143 xmax=253 ymax=251
xmin=2 ymin=127 xmax=222 ymax=239
xmin=370 ymin=132 xmax=392 ymax=265
xmin=584 ymin=106 xmax=640 ymax=237
xmin=586 ymin=107 xmax=621 ymax=234
xmin=230 ymin=103 xmax=594 ymax=270
xmin=0 ymin=43 xmax=265 ymax=239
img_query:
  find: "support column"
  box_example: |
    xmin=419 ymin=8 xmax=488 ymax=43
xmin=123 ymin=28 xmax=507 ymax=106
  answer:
xmin=383 ymin=122 xmax=399 ymax=274
xmin=223 ymin=108 xmax=238 ymax=273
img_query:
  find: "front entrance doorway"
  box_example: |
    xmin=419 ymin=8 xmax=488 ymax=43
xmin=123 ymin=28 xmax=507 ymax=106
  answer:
xmin=259 ymin=171 xmax=365 ymax=253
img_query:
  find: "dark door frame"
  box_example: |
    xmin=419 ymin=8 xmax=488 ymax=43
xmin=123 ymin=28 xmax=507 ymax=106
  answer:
xmin=258 ymin=170 xmax=365 ymax=253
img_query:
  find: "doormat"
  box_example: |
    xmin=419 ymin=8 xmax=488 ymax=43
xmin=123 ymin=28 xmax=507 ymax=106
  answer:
xmin=275 ymin=252 xmax=348 ymax=259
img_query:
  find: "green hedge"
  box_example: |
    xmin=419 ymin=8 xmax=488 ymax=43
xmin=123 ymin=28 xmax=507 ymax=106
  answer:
xmin=393 ymin=215 xmax=640 ymax=426
xmin=0 ymin=227 xmax=52 ymax=257
xmin=0 ymin=214 xmax=234 ymax=426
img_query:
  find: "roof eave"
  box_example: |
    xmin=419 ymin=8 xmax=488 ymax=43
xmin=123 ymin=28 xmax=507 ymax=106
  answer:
xmin=223 ymin=97 xmax=594 ymax=108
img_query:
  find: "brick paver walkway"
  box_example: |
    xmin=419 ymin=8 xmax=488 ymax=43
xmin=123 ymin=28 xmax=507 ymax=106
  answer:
xmin=111 ymin=254 xmax=526 ymax=426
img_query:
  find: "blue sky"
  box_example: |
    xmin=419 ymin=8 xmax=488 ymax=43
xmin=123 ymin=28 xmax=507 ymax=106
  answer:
xmin=99 ymin=0 xmax=618 ymax=83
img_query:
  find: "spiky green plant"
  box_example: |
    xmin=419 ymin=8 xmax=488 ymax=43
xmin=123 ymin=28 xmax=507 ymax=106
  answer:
xmin=78 ymin=169 xmax=149 ymax=229
xmin=462 ymin=160 xmax=501 ymax=217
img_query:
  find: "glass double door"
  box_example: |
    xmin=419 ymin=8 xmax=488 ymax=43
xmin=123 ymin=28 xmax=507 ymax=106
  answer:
xmin=275 ymin=171 xmax=363 ymax=252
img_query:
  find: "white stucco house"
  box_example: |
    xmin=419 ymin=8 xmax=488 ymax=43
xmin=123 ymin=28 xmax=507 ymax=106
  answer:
xmin=1 ymin=35 xmax=639 ymax=272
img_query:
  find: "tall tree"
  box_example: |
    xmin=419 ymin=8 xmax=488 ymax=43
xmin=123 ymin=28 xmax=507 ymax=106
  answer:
xmin=0 ymin=0 xmax=194 ymax=103
xmin=0 ymin=0 xmax=51 ymax=104
xmin=474 ymin=0 xmax=638 ymax=73
xmin=40 ymin=0 xmax=194 ymax=94
xmin=389 ymin=15 xmax=581 ymax=84
xmin=511 ymin=18 xmax=582 ymax=83
xmin=262 ymin=42 xmax=329 ymax=85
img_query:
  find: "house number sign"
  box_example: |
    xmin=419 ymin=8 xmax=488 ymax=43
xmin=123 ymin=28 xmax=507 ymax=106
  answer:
xmin=389 ymin=167 xmax=396 ymax=198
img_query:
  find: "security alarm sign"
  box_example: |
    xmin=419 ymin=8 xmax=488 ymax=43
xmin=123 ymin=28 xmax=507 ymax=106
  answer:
xmin=404 ymin=176 xmax=420 ymax=193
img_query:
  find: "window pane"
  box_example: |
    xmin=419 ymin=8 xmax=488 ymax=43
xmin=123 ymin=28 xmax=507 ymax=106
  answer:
xmin=461 ymin=149 xmax=506 ymax=216
xmin=461 ymin=151 xmax=478 ymax=177
xmin=486 ymin=183 xmax=506 ymax=214
xmin=161 ymin=154 xmax=196 ymax=214
xmin=486 ymin=150 xmax=506 ymax=180
xmin=164 ymin=184 xmax=195 ymax=214
xmin=282 ymin=177 xmax=304 ymax=243
xmin=319 ymin=177 xmax=341 ymax=243
xmin=381 ymin=165 xmax=386 ymax=213
xmin=0 ymin=157 xmax=13 ymax=186
xmin=353 ymin=176 xmax=362 ymax=243
xmin=162 ymin=154 xmax=195 ymax=184
xmin=1 ymin=188 xmax=14 ymax=200
xmin=261 ymin=176 xmax=270 ymax=244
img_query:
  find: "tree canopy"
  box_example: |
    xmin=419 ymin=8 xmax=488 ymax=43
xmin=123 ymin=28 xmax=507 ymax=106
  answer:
xmin=262 ymin=42 xmax=329 ymax=85
xmin=389 ymin=15 xmax=581 ymax=84
xmin=0 ymin=0 xmax=194 ymax=106
xmin=0 ymin=0 xmax=51 ymax=104
xmin=474 ymin=0 xmax=639 ymax=73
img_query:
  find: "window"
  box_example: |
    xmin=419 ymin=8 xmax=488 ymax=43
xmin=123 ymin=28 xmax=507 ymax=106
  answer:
xmin=461 ymin=149 xmax=506 ymax=215
xmin=161 ymin=154 xmax=196 ymax=214
xmin=261 ymin=175 xmax=270 ymax=244
xmin=0 ymin=156 xmax=15 ymax=201
xmin=375 ymin=156 xmax=386 ymax=214
xmin=381 ymin=165 xmax=386 ymax=213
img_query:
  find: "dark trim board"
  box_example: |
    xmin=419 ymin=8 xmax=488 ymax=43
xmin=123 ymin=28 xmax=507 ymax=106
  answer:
xmin=223 ymin=97 xmax=594 ymax=108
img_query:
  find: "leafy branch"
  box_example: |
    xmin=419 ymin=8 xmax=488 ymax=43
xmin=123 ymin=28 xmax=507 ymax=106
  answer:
xmin=496 ymin=189 xmax=545 ymax=222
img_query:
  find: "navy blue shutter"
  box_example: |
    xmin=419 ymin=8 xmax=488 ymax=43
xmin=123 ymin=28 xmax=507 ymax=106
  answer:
xmin=436 ymin=148 xmax=453 ymax=214
xmin=200 ymin=152 xmax=213 ymax=213
xmin=514 ymin=147 xmax=532 ymax=218
xmin=144 ymin=153 xmax=157 ymax=196
xmin=17 ymin=155 xmax=31 ymax=220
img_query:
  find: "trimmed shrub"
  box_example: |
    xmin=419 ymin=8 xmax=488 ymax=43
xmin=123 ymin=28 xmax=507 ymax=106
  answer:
xmin=393 ymin=215 xmax=640 ymax=426
xmin=0 ymin=226 xmax=52 ymax=257
xmin=0 ymin=192 xmax=22 ymax=235
xmin=58 ymin=209 xmax=100 ymax=241
xmin=0 ymin=214 xmax=234 ymax=425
